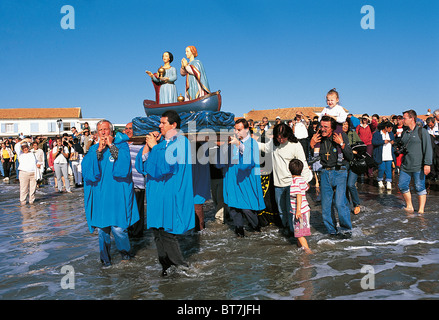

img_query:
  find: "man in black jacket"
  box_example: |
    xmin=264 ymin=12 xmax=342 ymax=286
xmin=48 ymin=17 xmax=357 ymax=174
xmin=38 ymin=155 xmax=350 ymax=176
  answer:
xmin=310 ymin=116 xmax=354 ymax=238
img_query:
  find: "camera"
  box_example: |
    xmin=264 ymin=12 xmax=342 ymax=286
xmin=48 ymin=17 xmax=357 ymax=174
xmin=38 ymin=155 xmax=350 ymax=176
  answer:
xmin=394 ymin=142 xmax=408 ymax=156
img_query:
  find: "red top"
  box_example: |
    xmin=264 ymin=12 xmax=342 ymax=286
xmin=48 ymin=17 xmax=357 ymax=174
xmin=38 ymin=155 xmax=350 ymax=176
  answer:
xmin=356 ymin=125 xmax=373 ymax=145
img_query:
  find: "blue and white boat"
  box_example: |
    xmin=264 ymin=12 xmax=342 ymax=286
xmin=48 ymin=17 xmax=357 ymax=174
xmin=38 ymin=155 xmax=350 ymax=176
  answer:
xmin=143 ymin=91 xmax=222 ymax=116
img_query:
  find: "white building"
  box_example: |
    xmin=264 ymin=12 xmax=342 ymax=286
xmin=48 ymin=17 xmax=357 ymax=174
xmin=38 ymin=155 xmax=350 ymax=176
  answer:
xmin=0 ymin=107 xmax=103 ymax=138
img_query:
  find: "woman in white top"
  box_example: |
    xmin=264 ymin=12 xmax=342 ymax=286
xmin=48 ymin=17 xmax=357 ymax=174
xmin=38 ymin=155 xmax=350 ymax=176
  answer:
xmin=16 ymin=139 xmax=39 ymax=205
xmin=258 ymin=123 xmax=312 ymax=233
xmin=53 ymin=137 xmax=71 ymax=193
xmin=31 ymin=142 xmax=45 ymax=184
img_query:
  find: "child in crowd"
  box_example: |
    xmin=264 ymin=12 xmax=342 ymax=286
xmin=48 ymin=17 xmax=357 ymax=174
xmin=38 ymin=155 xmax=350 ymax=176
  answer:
xmin=289 ymin=159 xmax=312 ymax=254
xmin=318 ymin=88 xmax=348 ymax=127
xmin=318 ymin=88 xmax=348 ymax=165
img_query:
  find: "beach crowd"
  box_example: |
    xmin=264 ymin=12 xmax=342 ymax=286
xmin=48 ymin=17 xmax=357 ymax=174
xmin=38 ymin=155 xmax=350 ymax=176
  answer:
xmin=1 ymin=90 xmax=439 ymax=273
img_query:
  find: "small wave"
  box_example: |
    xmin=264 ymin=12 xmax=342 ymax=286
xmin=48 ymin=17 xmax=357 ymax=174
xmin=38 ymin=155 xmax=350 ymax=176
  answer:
xmin=372 ymin=237 xmax=438 ymax=246
xmin=344 ymin=246 xmax=377 ymax=250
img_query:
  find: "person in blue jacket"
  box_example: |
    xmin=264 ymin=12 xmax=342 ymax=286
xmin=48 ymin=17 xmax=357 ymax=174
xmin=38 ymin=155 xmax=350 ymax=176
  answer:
xmin=218 ymin=118 xmax=265 ymax=237
xmin=372 ymin=121 xmax=396 ymax=190
xmin=136 ymin=110 xmax=195 ymax=276
xmin=82 ymin=120 xmax=140 ymax=267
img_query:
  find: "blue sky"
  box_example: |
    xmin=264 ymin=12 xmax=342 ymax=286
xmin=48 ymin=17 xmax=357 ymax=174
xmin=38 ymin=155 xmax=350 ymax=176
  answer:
xmin=1 ymin=0 xmax=438 ymax=124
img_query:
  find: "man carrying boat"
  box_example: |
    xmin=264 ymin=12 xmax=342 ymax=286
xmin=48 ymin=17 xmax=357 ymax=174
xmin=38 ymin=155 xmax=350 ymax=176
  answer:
xmin=136 ymin=110 xmax=195 ymax=276
xmin=217 ymin=118 xmax=265 ymax=237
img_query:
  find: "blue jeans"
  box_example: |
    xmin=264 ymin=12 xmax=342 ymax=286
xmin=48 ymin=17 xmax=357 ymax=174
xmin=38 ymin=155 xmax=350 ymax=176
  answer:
xmin=347 ymin=169 xmax=361 ymax=207
xmin=15 ymin=159 xmax=19 ymax=179
xmin=274 ymin=186 xmax=293 ymax=232
xmin=377 ymin=161 xmax=392 ymax=182
xmin=321 ymin=169 xmax=352 ymax=234
xmin=98 ymin=226 xmax=132 ymax=266
xmin=398 ymin=170 xmax=427 ymax=196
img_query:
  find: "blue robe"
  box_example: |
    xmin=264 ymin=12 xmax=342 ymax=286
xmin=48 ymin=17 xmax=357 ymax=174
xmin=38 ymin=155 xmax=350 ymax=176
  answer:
xmin=219 ymin=137 xmax=265 ymax=211
xmin=152 ymin=67 xmax=178 ymax=104
xmin=82 ymin=132 xmax=140 ymax=233
xmin=135 ymin=134 xmax=195 ymax=234
xmin=184 ymin=59 xmax=210 ymax=100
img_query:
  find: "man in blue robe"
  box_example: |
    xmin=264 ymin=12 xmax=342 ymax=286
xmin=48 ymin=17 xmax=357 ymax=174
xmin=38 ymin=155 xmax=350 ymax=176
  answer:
xmin=136 ymin=110 xmax=195 ymax=276
xmin=82 ymin=120 xmax=140 ymax=267
xmin=219 ymin=118 xmax=265 ymax=237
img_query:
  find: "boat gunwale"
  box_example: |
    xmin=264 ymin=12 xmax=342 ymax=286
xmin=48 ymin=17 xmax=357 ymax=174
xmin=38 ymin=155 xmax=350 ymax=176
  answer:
xmin=143 ymin=90 xmax=221 ymax=110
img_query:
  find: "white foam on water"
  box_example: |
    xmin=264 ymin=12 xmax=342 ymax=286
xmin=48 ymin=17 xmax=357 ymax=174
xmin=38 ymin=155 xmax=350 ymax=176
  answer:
xmin=344 ymin=246 xmax=377 ymax=250
xmin=372 ymin=237 xmax=438 ymax=246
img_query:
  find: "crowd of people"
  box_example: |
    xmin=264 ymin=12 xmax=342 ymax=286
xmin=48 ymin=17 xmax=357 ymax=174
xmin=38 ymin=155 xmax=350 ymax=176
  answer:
xmin=0 ymin=124 xmax=95 ymax=204
xmin=2 ymin=89 xmax=438 ymax=273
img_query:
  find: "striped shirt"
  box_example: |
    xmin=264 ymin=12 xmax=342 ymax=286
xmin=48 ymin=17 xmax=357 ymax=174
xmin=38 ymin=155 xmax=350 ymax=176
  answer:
xmin=290 ymin=176 xmax=310 ymax=214
xmin=128 ymin=144 xmax=145 ymax=189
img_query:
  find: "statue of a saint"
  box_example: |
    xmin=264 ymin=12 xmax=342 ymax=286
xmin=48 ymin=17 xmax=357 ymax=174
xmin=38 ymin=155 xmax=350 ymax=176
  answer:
xmin=180 ymin=46 xmax=210 ymax=101
xmin=146 ymin=51 xmax=178 ymax=104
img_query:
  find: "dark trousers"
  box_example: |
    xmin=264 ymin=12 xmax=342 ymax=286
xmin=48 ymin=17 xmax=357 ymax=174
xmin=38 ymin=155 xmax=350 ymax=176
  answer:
xmin=229 ymin=207 xmax=259 ymax=229
xmin=129 ymin=189 xmax=145 ymax=238
xmin=2 ymin=158 xmax=11 ymax=178
xmin=153 ymin=228 xmax=188 ymax=271
xmin=299 ymin=138 xmax=310 ymax=160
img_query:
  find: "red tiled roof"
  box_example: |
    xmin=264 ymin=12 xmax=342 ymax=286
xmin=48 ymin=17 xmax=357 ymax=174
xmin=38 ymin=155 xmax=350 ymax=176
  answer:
xmin=0 ymin=108 xmax=82 ymax=119
xmin=242 ymin=106 xmax=348 ymax=122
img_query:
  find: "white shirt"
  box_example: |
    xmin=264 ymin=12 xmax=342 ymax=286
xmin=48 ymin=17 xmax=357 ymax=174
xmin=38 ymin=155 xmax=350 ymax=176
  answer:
xmin=381 ymin=131 xmax=393 ymax=161
xmin=32 ymin=148 xmax=45 ymax=166
xmin=294 ymin=121 xmax=308 ymax=139
xmin=54 ymin=146 xmax=69 ymax=164
xmin=259 ymin=140 xmax=313 ymax=187
xmin=319 ymin=104 xmax=348 ymax=124
xmin=16 ymin=142 xmax=37 ymax=173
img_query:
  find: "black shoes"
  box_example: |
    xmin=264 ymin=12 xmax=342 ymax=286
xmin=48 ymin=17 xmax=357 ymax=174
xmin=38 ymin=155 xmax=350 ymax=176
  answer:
xmin=329 ymin=232 xmax=352 ymax=240
xmin=235 ymin=227 xmax=246 ymax=238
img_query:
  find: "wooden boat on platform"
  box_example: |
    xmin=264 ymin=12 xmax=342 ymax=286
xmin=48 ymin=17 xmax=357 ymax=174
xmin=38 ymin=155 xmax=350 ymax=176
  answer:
xmin=143 ymin=90 xmax=222 ymax=116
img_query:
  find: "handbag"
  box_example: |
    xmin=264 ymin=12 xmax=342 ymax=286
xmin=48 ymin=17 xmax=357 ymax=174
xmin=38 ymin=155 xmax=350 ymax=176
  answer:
xmin=350 ymin=157 xmax=368 ymax=175
xmin=70 ymin=151 xmax=79 ymax=161
xmin=350 ymin=143 xmax=377 ymax=174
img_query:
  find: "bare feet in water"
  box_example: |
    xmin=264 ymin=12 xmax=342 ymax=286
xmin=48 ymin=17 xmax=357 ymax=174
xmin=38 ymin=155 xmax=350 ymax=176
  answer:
xmin=403 ymin=206 xmax=415 ymax=213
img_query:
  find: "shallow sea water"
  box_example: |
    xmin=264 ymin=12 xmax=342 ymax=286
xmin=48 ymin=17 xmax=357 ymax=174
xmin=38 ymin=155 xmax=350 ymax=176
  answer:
xmin=1 ymin=174 xmax=439 ymax=300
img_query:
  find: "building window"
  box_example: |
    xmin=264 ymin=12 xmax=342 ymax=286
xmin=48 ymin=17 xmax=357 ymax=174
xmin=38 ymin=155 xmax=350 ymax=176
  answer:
xmin=5 ymin=123 xmax=14 ymax=133
xmin=63 ymin=122 xmax=71 ymax=131
xmin=31 ymin=123 xmax=39 ymax=133
xmin=48 ymin=122 xmax=57 ymax=132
